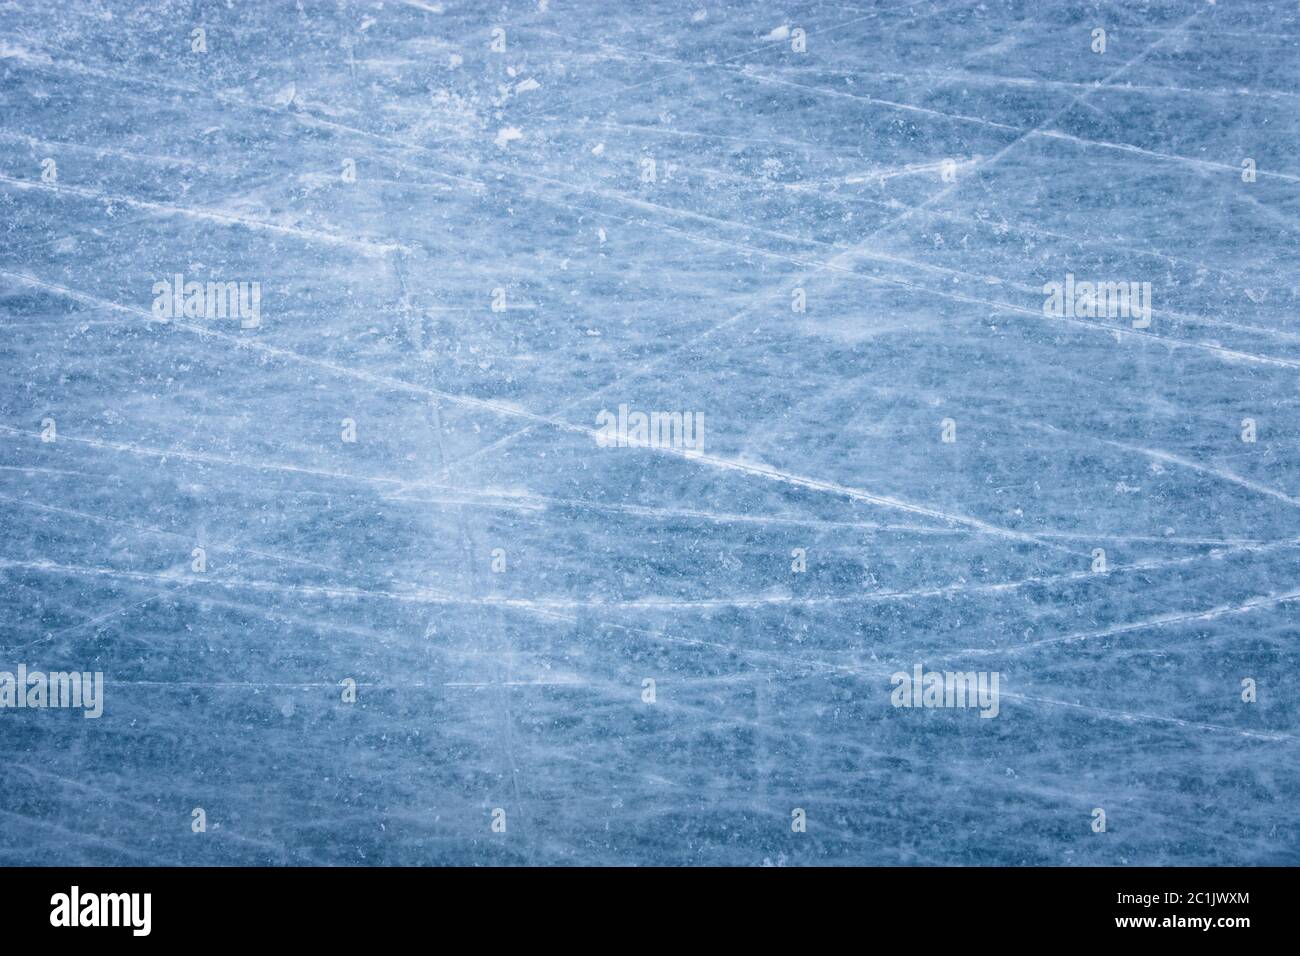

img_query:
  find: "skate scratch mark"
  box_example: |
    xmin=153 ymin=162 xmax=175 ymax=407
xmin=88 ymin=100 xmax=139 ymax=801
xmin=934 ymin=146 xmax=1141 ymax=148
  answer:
xmin=959 ymin=589 xmax=1300 ymax=658
xmin=0 ymin=274 xmax=1047 ymax=544
xmin=0 ymin=174 xmax=406 ymax=256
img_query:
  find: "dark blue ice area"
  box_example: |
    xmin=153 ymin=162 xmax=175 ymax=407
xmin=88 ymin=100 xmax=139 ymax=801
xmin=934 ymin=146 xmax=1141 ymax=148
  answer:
xmin=1 ymin=0 xmax=1297 ymax=865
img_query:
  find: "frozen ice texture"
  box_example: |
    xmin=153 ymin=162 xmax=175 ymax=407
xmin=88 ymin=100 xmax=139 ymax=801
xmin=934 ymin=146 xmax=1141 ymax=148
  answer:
xmin=0 ymin=0 xmax=1297 ymax=865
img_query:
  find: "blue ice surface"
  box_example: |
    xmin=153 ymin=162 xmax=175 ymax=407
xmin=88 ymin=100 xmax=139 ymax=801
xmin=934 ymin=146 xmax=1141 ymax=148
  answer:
xmin=0 ymin=0 xmax=1297 ymax=866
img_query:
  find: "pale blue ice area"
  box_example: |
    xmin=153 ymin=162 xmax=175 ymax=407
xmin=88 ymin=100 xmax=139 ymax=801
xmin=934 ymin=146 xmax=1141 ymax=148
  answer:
xmin=1 ymin=0 xmax=1298 ymax=865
